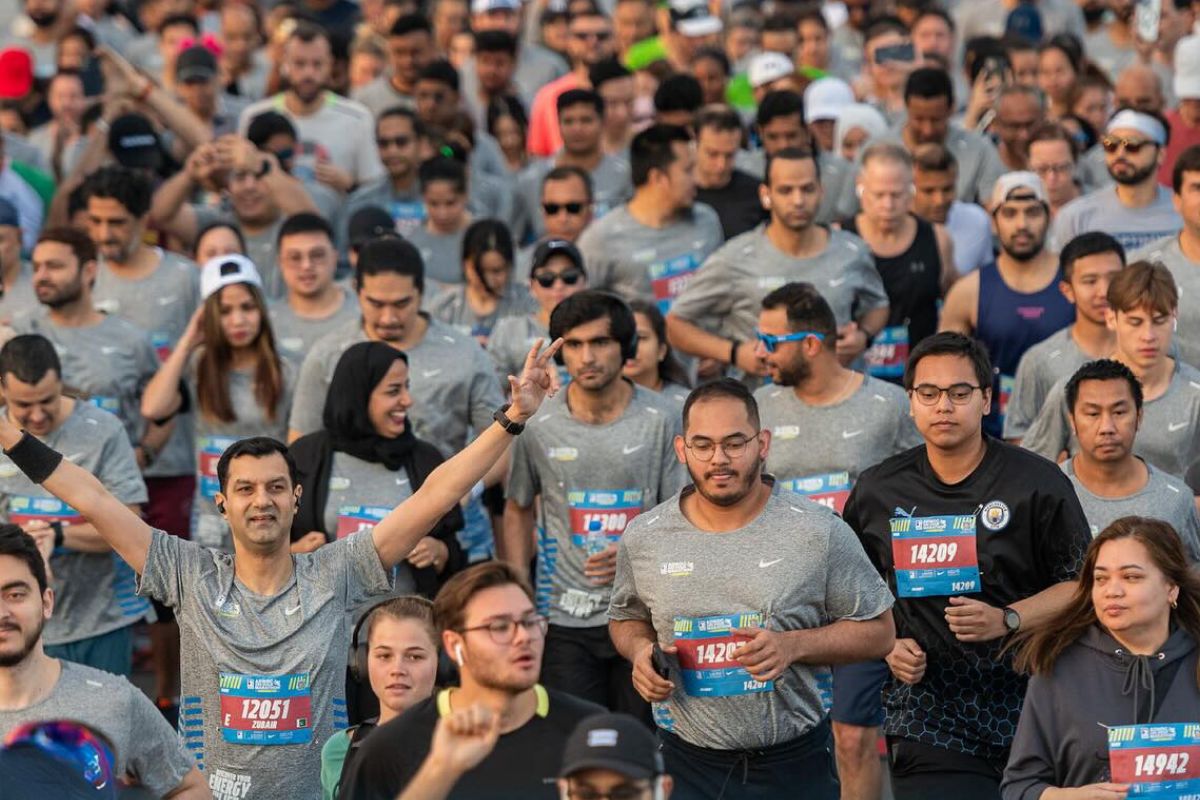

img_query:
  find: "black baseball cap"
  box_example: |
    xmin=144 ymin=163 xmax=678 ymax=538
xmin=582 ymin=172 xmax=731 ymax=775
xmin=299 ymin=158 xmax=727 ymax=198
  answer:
xmin=531 ymin=238 xmax=585 ymax=274
xmin=176 ymin=45 xmax=217 ymax=83
xmin=107 ymin=113 xmax=163 ymax=171
xmin=348 ymin=205 xmax=398 ymax=250
xmin=559 ymin=713 xmax=664 ymax=781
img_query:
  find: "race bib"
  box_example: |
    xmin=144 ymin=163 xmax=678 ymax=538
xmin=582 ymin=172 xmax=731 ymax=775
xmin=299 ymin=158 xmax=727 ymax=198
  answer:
xmin=389 ymin=200 xmax=426 ymax=238
xmin=889 ymin=514 xmax=980 ymax=597
xmin=198 ymin=436 xmax=240 ymax=501
xmin=7 ymin=496 xmax=83 ymax=529
xmin=150 ymin=332 xmax=172 ymax=363
xmin=218 ymin=672 xmax=313 ymax=745
xmin=335 ymin=504 xmax=390 ymax=540
xmin=673 ymin=612 xmax=773 ymax=697
xmin=648 ymin=254 xmax=700 ymax=314
xmin=1109 ymin=723 xmax=1200 ymax=796
xmin=567 ymin=489 xmax=643 ymax=548
xmin=558 ymin=587 xmax=606 ymax=619
xmin=779 ymin=472 xmax=852 ymax=514
xmin=865 ymin=325 xmax=909 ymax=381
xmin=88 ymin=396 xmax=120 ymax=415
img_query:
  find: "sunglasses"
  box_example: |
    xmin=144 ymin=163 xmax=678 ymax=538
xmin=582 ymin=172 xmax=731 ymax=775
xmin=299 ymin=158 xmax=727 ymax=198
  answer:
xmin=571 ymin=30 xmax=613 ymax=41
xmin=377 ymin=135 xmax=412 ymax=149
xmin=755 ymin=330 xmax=825 ymax=353
xmin=1101 ymin=135 xmax=1155 ymax=155
xmin=532 ymin=268 xmax=583 ymax=288
xmin=543 ymin=202 xmax=587 ymax=216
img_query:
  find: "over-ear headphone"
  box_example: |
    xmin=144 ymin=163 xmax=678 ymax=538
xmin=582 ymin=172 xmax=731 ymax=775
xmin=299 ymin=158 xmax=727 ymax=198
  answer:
xmin=347 ymin=598 xmax=392 ymax=684
xmin=550 ymin=291 xmax=640 ymax=365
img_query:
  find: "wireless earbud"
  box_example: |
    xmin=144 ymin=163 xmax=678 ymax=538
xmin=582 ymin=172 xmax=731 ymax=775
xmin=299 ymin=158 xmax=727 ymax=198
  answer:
xmin=216 ymin=501 xmax=226 ymax=514
xmin=855 ymin=184 xmax=864 ymax=199
xmin=454 ymin=644 xmax=465 ymax=666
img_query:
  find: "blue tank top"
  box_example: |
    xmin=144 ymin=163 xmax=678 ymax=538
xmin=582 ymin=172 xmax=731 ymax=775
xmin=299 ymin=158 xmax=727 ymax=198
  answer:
xmin=976 ymin=261 xmax=1074 ymax=438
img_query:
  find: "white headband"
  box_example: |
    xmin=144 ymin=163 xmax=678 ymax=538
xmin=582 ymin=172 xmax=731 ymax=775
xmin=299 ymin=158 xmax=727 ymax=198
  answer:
xmin=1106 ymin=109 xmax=1167 ymax=145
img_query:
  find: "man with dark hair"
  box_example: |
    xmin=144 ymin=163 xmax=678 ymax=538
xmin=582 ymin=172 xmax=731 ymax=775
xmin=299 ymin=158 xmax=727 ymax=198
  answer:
xmin=1024 ymin=261 xmax=1200 ymax=494
xmin=341 ymin=108 xmax=427 ymax=244
xmin=463 ymin=29 xmax=520 ymax=132
xmin=577 ymin=124 xmax=722 ymax=311
xmin=269 ymin=212 xmax=359 ymax=366
xmin=753 ymin=283 xmax=919 ymax=798
xmin=353 ymin=13 xmax=433 ymax=117
xmin=590 ymin=57 xmax=635 ymax=156
xmin=911 ymin=143 xmax=993 ymax=275
xmin=515 ymin=166 xmax=595 ymax=280
xmin=895 ymin=67 xmax=1005 ymax=204
xmin=669 ymin=148 xmax=888 ymax=377
xmin=0 ymin=334 xmax=148 ymax=675
xmin=609 ymin=377 xmax=895 ymax=797
xmin=468 ymin=0 xmax=568 ymax=99
xmin=1004 ymin=232 xmax=1125 ymax=442
xmin=693 ymin=105 xmax=765 ymax=241
xmin=0 ymin=526 xmax=209 ymax=798
xmin=844 ymin=331 xmax=1091 ymax=798
xmin=653 ymin=73 xmax=704 ymax=129
xmin=1027 ymin=122 xmax=1081 ymax=218
xmin=1132 ymin=142 xmax=1200 ymax=368
xmin=528 ymin=7 xmax=616 ymax=157
xmin=1059 ymin=359 xmax=1200 ymax=552
xmin=0 ymin=313 xmax=561 ymax=800
xmin=340 ymin=561 xmax=603 ymax=800
xmin=501 ymin=291 xmax=683 ymax=716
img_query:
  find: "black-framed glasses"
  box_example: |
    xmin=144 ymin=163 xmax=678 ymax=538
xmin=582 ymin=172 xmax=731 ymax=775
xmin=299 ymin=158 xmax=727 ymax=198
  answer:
xmin=459 ymin=614 xmax=548 ymax=644
xmin=755 ymin=330 xmax=825 ymax=353
xmin=1100 ymin=135 xmax=1154 ymax=155
xmin=543 ymin=202 xmax=587 ymax=216
xmin=533 ymin=268 xmax=583 ymax=288
xmin=377 ymin=135 xmax=412 ymax=149
xmin=684 ymin=433 xmax=758 ymax=462
xmin=566 ymin=782 xmax=654 ymax=800
xmin=909 ymin=383 xmax=984 ymax=405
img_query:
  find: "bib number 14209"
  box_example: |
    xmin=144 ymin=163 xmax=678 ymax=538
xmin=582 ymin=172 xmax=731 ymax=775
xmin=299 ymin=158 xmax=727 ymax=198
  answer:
xmin=889 ymin=513 xmax=980 ymax=597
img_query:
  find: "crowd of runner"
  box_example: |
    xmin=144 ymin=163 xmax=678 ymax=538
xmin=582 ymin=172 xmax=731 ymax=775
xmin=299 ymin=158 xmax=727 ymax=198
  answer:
xmin=0 ymin=0 xmax=1198 ymax=797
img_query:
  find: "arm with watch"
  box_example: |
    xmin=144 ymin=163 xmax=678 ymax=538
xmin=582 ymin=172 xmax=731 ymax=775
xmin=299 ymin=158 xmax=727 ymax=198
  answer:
xmin=943 ymin=583 xmax=1077 ymax=643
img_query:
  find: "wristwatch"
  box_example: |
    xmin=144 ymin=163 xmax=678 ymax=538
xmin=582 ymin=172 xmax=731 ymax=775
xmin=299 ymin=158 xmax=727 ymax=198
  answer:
xmin=1002 ymin=606 xmax=1021 ymax=633
xmin=492 ymin=403 xmax=525 ymax=435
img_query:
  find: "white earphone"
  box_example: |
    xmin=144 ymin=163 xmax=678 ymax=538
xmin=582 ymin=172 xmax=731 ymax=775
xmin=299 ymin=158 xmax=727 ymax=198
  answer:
xmin=454 ymin=643 xmax=465 ymax=666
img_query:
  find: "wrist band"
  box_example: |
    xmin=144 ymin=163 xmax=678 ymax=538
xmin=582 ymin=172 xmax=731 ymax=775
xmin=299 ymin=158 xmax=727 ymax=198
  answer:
xmin=51 ymin=521 xmax=64 ymax=550
xmin=729 ymin=340 xmax=740 ymax=366
xmin=4 ymin=432 xmax=63 ymax=484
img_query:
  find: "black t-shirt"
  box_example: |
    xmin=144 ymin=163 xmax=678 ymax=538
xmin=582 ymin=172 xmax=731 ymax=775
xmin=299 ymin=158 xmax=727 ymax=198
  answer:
xmin=695 ymin=170 xmax=768 ymax=241
xmin=842 ymin=437 xmax=1089 ymax=764
xmin=337 ymin=686 xmax=604 ymax=800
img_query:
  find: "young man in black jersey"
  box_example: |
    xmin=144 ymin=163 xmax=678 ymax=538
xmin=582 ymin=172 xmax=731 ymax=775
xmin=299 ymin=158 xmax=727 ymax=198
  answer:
xmin=842 ymin=332 xmax=1091 ymax=799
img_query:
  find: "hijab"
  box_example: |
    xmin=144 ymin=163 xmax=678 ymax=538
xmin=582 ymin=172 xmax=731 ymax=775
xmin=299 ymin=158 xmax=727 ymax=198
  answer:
xmin=322 ymin=341 xmax=416 ymax=471
xmin=834 ymin=103 xmax=890 ymax=155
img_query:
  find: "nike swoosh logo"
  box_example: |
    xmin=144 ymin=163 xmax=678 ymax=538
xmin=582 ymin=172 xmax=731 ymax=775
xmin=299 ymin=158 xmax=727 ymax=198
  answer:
xmin=423 ymin=369 xmax=442 ymax=378
xmin=100 ymin=346 xmax=118 ymax=354
xmin=157 ymin=294 xmax=177 ymax=306
xmin=622 ymin=444 xmax=645 ymax=455
xmin=828 ymin=277 xmax=847 ymax=287
xmin=284 ymin=604 xmax=302 ymax=616
xmin=842 ymin=430 xmax=863 ymax=439
xmin=1169 ymin=421 xmax=1188 ymax=432
xmin=759 ymin=558 xmax=783 ymax=568
xmin=64 ymin=453 xmax=83 ymax=463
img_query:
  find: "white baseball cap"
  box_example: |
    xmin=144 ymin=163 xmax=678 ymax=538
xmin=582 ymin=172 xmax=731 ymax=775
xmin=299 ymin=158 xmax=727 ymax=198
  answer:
xmin=804 ymin=77 xmax=855 ymax=122
xmin=471 ymin=0 xmax=519 ymax=14
xmin=1175 ymin=36 xmax=1200 ymax=100
xmin=990 ymin=171 xmax=1048 ymax=207
xmin=749 ymin=52 xmax=795 ymax=89
xmin=669 ymin=0 xmax=722 ymax=37
xmin=200 ymin=254 xmax=263 ymax=300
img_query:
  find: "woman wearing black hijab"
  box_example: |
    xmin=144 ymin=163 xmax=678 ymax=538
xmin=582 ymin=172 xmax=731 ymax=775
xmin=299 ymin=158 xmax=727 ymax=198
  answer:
xmin=288 ymin=341 xmax=464 ymax=597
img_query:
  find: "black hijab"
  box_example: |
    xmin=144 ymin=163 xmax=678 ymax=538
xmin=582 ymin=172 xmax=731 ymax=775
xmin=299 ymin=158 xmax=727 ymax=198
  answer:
xmin=322 ymin=341 xmax=416 ymax=471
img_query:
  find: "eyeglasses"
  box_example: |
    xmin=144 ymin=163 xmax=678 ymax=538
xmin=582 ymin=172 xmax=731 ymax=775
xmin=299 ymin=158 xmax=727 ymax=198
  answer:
xmin=566 ymin=783 xmax=653 ymax=800
xmin=683 ymin=433 xmax=758 ymax=462
xmin=543 ymin=202 xmax=588 ymax=216
xmin=1101 ymin=135 xmax=1155 ymax=155
xmin=571 ymin=30 xmax=613 ymax=41
xmin=1031 ymin=162 xmax=1073 ymax=177
xmin=377 ymin=135 xmax=412 ymax=149
xmin=532 ymin=268 xmax=583 ymax=288
xmin=755 ymin=330 xmax=825 ymax=353
xmin=459 ymin=614 xmax=549 ymax=644
xmin=909 ymin=383 xmax=984 ymax=405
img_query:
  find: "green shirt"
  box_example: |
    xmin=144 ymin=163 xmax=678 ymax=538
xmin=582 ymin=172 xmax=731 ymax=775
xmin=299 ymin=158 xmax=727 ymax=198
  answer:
xmin=320 ymin=729 xmax=352 ymax=800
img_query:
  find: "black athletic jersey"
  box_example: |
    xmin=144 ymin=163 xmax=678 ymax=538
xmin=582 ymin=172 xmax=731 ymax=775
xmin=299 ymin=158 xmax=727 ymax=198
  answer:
xmin=842 ymin=437 xmax=1089 ymax=764
xmin=336 ymin=685 xmax=603 ymax=800
xmin=696 ymin=170 xmax=769 ymax=241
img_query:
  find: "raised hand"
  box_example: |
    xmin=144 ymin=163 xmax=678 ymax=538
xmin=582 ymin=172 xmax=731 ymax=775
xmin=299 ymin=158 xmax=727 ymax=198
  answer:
xmin=507 ymin=338 xmax=564 ymax=422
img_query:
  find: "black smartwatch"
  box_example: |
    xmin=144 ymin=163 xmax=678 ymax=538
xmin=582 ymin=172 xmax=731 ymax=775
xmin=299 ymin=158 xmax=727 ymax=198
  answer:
xmin=492 ymin=403 xmax=525 ymax=435
xmin=1002 ymin=606 xmax=1021 ymax=633
xmin=50 ymin=520 xmax=64 ymax=549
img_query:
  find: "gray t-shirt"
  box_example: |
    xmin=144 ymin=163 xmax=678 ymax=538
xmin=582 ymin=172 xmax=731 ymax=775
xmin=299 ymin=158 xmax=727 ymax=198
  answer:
xmin=879 ymin=125 xmax=1005 ymax=204
xmin=1085 ymin=28 xmax=1139 ymax=82
xmin=509 ymin=385 xmax=685 ymax=628
xmin=756 ymin=377 xmax=921 ymax=513
xmin=609 ymin=484 xmax=894 ymax=749
xmin=290 ymin=316 xmax=504 ymax=458
xmin=0 ymin=661 xmax=194 ymax=796
xmin=1131 ymin=235 xmax=1200 ymax=369
xmin=1062 ymin=457 xmax=1200 ymax=559
xmin=137 ymin=529 xmax=392 ymax=800
xmin=350 ymin=75 xmax=415 ymax=119
xmin=268 ymin=287 xmax=360 ymax=368
xmin=13 ymin=311 xmax=158 ymax=448
xmin=1023 ymin=360 xmax=1200 ymax=491
xmin=513 ymin=154 xmax=633 ymax=241
xmin=428 ymin=282 xmax=537 ymax=342
xmin=1004 ymin=327 xmax=1093 ymax=440
xmin=190 ymin=358 xmax=297 ymax=549
xmin=0 ymin=262 xmax=37 ymax=324
xmin=407 ymin=226 xmax=465 ymax=288
xmin=93 ymin=249 xmax=202 ymax=478
xmin=487 ymin=313 xmax=560 ymax=387
xmin=1051 ymin=185 xmax=1182 ymax=253
xmin=0 ymin=402 xmax=149 ymax=645
xmin=576 ymin=204 xmax=725 ymax=311
xmin=671 ymin=226 xmax=888 ymax=342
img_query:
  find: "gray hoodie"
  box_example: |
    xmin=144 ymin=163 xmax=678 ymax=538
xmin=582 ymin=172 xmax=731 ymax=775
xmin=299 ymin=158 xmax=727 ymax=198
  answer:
xmin=1002 ymin=625 xmax=1200 ymax=799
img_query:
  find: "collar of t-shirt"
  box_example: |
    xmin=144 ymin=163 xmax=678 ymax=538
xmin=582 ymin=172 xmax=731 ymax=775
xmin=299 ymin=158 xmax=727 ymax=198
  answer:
xmin=435 ymin=684 xmax=550 ymax=719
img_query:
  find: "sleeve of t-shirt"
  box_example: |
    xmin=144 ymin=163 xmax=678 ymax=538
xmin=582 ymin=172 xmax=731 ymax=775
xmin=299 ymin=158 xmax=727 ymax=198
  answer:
xmin=1033 ymin=472 xmax=1090 ymax=586
xmin=466 ymin=343 xmax=505 ymax=434
xmin=892 ymin=399 xmax=923 ymax=453
xmin=668 ymin=247 xmax=735 ymax=326
xmin=505 ymin=431 xmax=540 ymax=506
xmin=823 ymin=515 xmax=895 ymax=621
xmin=608 ymin=525 xmax=651 ymax=622
xmin=974 ymin=138 xmax=1006 ymax=206
xmin=658 ymin=414 xmax=686 ymax=498
xmin=1021 ymin=384 xmax=1072 ymax=462
xmin=576 ymin=224 xmax=613 ymax=291
xmin=96 ymin=423 xmax=149 ymax=506
xmin=1003 ymin=350 xmax=1042 ymax=439
xmin=124 ymin=680 xmax=195 ymax=795
xmin=853 ymin=253 xmax=890 ymax=315
xmin=841 ymin=479 xmax=889 ymax=579
xmin=1178 ymin=500 xmax=1200 ymax=563
xmin=289 ymin=347 xmax=331 ymax=435
xmin=526 ymin=85 xmax=560 ymax=158
xmin=311 ymin=530 xmax=393 ymax=609
xmin=137 ymin=529 xmax=205 ymax=609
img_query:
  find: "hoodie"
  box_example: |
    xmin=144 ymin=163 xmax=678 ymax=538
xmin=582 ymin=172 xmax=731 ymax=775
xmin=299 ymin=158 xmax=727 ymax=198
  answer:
xmin=1001 ymin=624 xmax=1200 ymax=800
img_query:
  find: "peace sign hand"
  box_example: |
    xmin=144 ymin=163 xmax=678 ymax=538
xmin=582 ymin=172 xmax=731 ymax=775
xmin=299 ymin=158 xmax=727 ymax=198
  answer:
xmin=507 ymin=338 xmax=564 ymax=422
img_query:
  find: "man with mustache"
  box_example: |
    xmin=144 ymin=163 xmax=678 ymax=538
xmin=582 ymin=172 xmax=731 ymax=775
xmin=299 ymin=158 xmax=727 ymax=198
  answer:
xmin=609 ymin=379 xmax=895 ymax=799
xmin=940 ymin=173 xmax=1074 ymax=439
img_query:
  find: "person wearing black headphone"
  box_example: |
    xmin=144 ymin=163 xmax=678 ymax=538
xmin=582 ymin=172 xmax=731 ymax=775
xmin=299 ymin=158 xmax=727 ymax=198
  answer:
xmin=501 ymin=290 xmax=685 ymax=719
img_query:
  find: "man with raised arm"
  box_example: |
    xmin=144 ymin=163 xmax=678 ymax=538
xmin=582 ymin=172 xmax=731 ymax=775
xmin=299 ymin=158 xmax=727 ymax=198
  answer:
xmin=0 ymin=338 xmax=562 ymax=800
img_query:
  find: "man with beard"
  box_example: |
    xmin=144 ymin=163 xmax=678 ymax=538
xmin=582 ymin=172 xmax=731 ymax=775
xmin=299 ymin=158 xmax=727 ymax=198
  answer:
xmin=668 ymin=148 xmax=889 ymax=379
xmin=238 ymin=21 xmax=383 ymax=190
xmin=339 ymin=562 xmax=603 ymax=800
xmin=752 ymin=283 xmax=919 ymax=800
xmin=352 ymin=13 xmax=433 ymax=118
xmin=844 ymin=332 xmax=1090 ymax=798
xmin=500 ymin=292 xmax=683 ymax=716
xmin=0 ymin=526 xmax=208 ymax=797
xmin=0 ymin=326 xmax=562 ymax=800
xmin=2 ymin=0 xmax=75 ymax=78
xmin=608 ymin=378 xmax=895 ymax=798
xmin=1084 ymin=0 xmax=1138 ymax=80
xmin=1051 ymin=109 xmax=1182 ymax=252
xmin=940 ymin=173 xmax=1074 ymax=439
